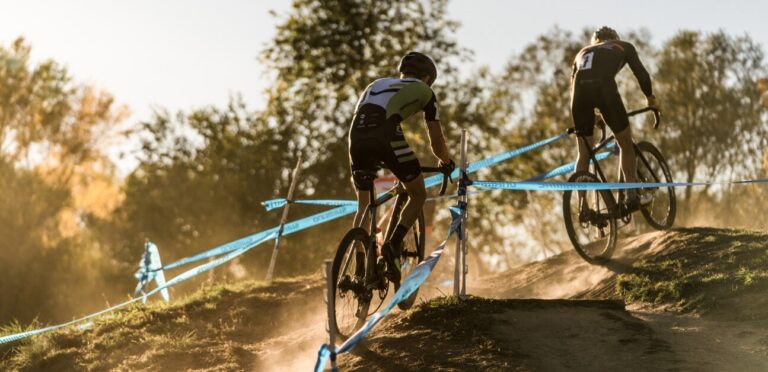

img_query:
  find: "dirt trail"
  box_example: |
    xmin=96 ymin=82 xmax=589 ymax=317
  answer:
xmin=340 ymin=298 xmax=675 ymax=371
xmin=341 ymin=227 xmax=768 ymax=371
xmin=631 ymin=308 xmax=768 ymax=371
xmin=471 ymin=231 xmax=663 ymax=299
xmin=162 ymin=227 xmax=768 ymax=371
xmin=4 ymin=227 xmax=768 ymax=371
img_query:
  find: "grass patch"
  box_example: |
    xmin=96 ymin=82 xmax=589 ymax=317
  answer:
xmin=615 ymin=227 xmax=768 ymax=317
xmin=0 ymin=275 xmax=322 ymax=371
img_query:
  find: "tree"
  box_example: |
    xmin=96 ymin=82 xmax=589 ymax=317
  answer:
xmin=468 ymin=28 xmax=656 ymax=262
xmin=261 ymin=0 xmax=467 ymax=194
xmin=0 ymin=38 xmax=126 ymax=172
xmin=0 ymin=37 xmax=126 ymax=324
xmin=654 ymin=31 xmax=768 ymax=205
xmin=95 ymin=99 xmax=289 ymax=272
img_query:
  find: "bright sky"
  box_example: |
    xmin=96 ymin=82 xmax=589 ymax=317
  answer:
xmin=1 ymin=0 xmax=766 ymax=173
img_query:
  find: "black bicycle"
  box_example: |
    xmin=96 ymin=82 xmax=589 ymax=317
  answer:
xmin=331 ymin=165 xmax=452 ymax=340
xmin=562 ymin=107 xmax=676 ymax=263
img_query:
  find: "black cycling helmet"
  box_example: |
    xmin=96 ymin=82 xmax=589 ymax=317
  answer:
xmin=592 ymin=26 xmax=620 ymax=43
xmin=398 ymin=51 xmax=438 ymax=86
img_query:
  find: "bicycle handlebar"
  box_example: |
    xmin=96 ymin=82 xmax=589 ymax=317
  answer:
xmin=421 ymin=166 xmax=453 ymax=195
xmin=627 ymin=107 xmax=661 ymax=129
xmin=566 ymin=106 xmax=662 ymax=138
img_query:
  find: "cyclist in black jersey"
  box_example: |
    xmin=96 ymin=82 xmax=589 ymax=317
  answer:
xmin=571 ymin=26 xmax=662 ymax=209
xmin=348 ymin=52 xmax=453 ymax=284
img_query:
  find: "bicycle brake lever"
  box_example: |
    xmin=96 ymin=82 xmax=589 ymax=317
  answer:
xmin=439 ymin=176 xmax=448 ymax=196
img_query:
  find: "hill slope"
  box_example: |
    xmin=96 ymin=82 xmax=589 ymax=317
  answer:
xmin=0 ymin=277 xmax=326 ymax=371
xmin=2 ymin=227 xmax=767 ymax=371
xmin=344 ymin=227 xmax=768 ymax=371
xmin=476 ymin=227 xmax=768 ymax=320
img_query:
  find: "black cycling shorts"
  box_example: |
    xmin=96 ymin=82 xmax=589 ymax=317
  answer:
xmin=349 ymin=134 xmax=421 ymax=191
xmin=571 ymin=79 xmax=629 ymax=137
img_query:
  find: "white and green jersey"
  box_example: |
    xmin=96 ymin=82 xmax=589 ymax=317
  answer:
xmin=349 ymin=77 xmax=439 ymax=136
xmin=348 ymin=77 xmax=440 ymax=183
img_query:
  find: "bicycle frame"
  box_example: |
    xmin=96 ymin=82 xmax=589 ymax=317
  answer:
xmin=360 ymin=182 xmax=405 ymax=287
xmin=339 ymin=167 xmax=449 ymax=292
xmin=570 ymin=107 xmax=663 ymax=218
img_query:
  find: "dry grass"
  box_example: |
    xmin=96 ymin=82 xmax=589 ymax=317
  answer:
xmin=0 ymin=276 xmax=323 ymax=371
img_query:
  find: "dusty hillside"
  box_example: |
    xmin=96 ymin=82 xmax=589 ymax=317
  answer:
xmin=340 ymin=297 xmax=680 ymax=371
xmin=0 ymin=277 xmax=327 ymax=371
xmin=2 ymin=227 xmax=768 ymax=371
xmin=476 ymin=227 xmax=768 ymax=320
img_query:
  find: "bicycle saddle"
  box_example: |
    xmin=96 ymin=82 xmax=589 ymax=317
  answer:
xmin=352 ymin=169 xmax=379 ymax=182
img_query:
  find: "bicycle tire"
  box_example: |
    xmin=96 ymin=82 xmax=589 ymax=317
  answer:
xmin=563 ymin=171 xmax=618 ymax=263
xmin=395 ymin=211 xmax=426 ymax=310
xmin=636 ymin=141 xmax=676 ymax=230
xmin=331 ymin=227 xmax=370 ymax=341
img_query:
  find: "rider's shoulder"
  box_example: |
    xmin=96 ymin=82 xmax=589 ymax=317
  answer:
xmin=609 ymin=40 xmax=637 ymax=53
xmin=619 ymin=40 xmax=636 ymax=48
xmin=370 ymin=77 xmax=395 ymax=86
xmin=399 ymin=77 xmax=433 ymax=94
xmin=400 ymin=77 xmax=430 ymax=87
xmin=575 ymin=45 xmax=595 ymax=59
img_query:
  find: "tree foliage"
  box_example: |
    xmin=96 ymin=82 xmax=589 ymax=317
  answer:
xmin=0 ymin=38 xmax=126 ymax=324
xmin=3 ymin=4 xmax=768 ymax=327
xmin=655 ymin=31 xmax=768 ymax=203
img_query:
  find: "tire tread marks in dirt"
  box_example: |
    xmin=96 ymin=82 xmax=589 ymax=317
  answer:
xmin=340 ymin=297 xmax=680 ymax=371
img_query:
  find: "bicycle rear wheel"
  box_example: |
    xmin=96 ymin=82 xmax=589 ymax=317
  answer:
xmin=563 ymin=171 xmax=618 ymax=263
xmin=395 ymin=211 xmax=425 ymax=310
xmin=331 ymin=228 xmax=370 ymax=341
xmin=636 ymin=141 xmax=676 ymax=229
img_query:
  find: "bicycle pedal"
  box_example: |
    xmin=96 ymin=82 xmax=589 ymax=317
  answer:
xmin=376 ymin=256 xmax=386 ymax=273
xmin=640 ymin=193 xmax=654 ymax=206
xmin=384 ymin=265 xmax=401 ymax=287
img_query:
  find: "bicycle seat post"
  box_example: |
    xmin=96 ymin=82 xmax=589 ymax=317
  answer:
xmin=352 ymin=170 xmax=379 ymax=230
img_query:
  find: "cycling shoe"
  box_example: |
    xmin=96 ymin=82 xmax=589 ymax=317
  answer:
xmin=381 ymin=242 xmax=401 ymax=286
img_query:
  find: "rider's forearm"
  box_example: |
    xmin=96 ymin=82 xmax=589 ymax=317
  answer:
xmin=426 ymin=120 xmax=451 ymax=163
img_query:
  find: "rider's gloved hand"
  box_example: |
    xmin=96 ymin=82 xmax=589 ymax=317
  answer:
xmin=646 ymin=95 xmax=662 ymax=114
xmin=440 ymin=159 xmax=455 ymax=174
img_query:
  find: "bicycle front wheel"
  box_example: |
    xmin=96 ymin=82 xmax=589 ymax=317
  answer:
xmin=563 ymin=171 xmax=618 ymax=263
xmin=331 ymin=228 xmax=370 ymax=341
xmin=636 ymin=141 xmax=676 ymax=229
xmin=395 ymin=211 xmax=426 ymax=310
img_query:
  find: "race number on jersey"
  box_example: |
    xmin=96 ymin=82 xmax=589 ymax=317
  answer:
xmin=580 ymin=51 xmax=594 ymax=70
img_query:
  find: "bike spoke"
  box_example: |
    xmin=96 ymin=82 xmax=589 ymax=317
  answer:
xmin=564 ymin=171 xmax=617 ymax=263
xmin=636 ymin=143 xmax=676 ymax=230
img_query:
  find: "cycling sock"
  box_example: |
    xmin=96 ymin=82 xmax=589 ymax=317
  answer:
xmin=389 ymin=224 xmax=409 ymax=248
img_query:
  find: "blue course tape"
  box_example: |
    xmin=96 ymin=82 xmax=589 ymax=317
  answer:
xmin=0 ymin=134 xmax=570 ymax=345
xmin=161 ymin=204 xmax=358 ymax=271
xmin=186 ymin=133 xmax=569 ymax=271
xmin=263 ymin=133 xmax=570 ymax=214
xmin=424 ymin=133 xmax=569 ymax=189
xmin=261 ymin=199 xmax=357 ymax=212
xmin=466 ymin=133 xmax=569 ymax=174
xmin=0 ymin=233 xmax=275 ymax=345
xmin=314 ymin=207 xmax=463 ymax=372
xmin=526 ymin=151 xmax=614 ymax=181
xmin=472 ymin=178 xmax=768 ymax=192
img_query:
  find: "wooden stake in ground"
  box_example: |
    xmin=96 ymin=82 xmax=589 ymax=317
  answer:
xmin=265 ymin=155 xmax=303 ymax=283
